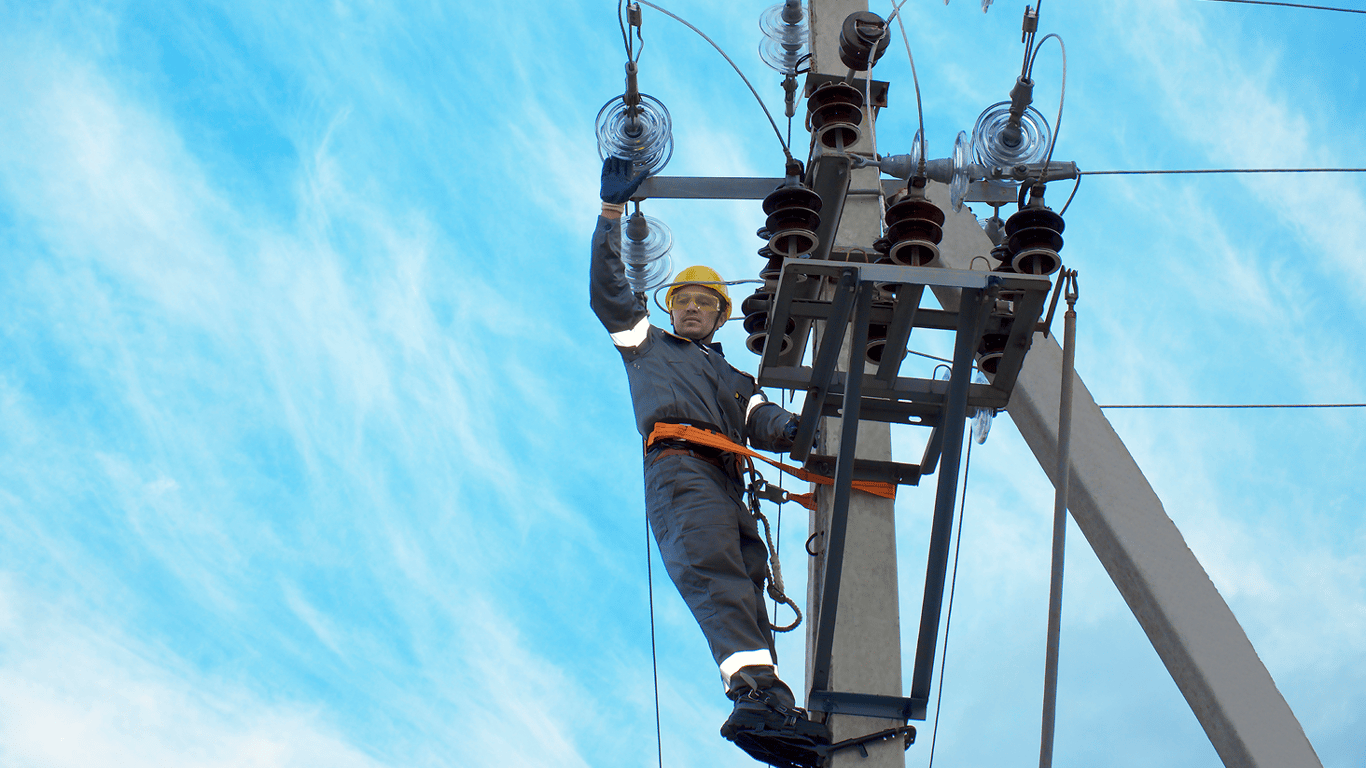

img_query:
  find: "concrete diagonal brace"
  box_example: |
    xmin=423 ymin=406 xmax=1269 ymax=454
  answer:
xmin=927 ymin=184 xmax=1322 ymax=768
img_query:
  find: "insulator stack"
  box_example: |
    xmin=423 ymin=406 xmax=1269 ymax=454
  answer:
xmin=742 ymin=288 xmax=795 ymax=357
xmin=759 ymin=1 xmax=809 ymax=75
xmin=879 ymin=191 xmax=946 ymax=267
xmin=971 ymin=101 xmax=1052 ymax=169
xmin=595 ymin=93 xmax=674 ymax=177
xmin=1004 ymin=206 xmax=1064 ymax=275
xmin=755 ymin=244 xmax=785 ymax=280
xmin=838 ymin=11 xmax=889 ymax=70
xmin=807 ymin=81 xmax=864 ymax=150
xmin=977 ymin=332 xmax=1009 ymax=375
xmin=615 ymin=210 xmax=673 ymax=292
xmin=761 ymin=183 xmax=823 ymax=259
xmin=948 ymin=130 xmax=972 ymax=212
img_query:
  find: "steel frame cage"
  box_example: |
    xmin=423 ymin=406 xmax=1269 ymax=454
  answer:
xmin=757 ymin=256 xmax=1050 ymax=721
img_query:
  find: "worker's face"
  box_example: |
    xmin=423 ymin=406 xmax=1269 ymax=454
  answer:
xmin=669 ymin=286 xmax=726 ymax=341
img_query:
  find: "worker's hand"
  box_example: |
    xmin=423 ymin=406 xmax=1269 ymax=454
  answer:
xmin=601 ymin=156 xmax=649 ymax=204
xmin=784 ymin=417 xmax=820 ymax=449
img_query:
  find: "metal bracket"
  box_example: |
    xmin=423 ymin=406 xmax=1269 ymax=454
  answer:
xmin=804 ymin=72 xmax=890 ymax=108
xmin=808 ymin=690 xmax=923 ymax=721
xmin=804 ymin=455 xmax=921 ymax=487
xmin=761 ymin=257 xmax=1051 ymax=721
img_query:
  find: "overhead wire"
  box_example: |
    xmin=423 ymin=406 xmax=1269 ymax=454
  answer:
xmin=1058 ymin=173 xmax=1082 ymax=216
xmin=888 ymin=0 xmax=929 ymax=171
xmin=1197 ymin=0 xmax=1366 ymax=13
xmin=1100 ymin=402 xmax=1366 ymax=409
xmin=1084 ymin=167 xmax=1366 ymax=175
xmin=634 ymin=0 xmax=795 ymax=161
xmin=1020 ymin=7 xmax=1039 ymax=79
xmin=1028 ymin=33 xmax=1067 ymax=187
xmin=644 ymin=516 xmax=664 ymax=768
xmin=926 ymin=431 xmax=975 ymax=768
xmin=909 ymin=348 xmax=955 ymax=365
xmin=618 ymin=0 xmax=637 ymax=61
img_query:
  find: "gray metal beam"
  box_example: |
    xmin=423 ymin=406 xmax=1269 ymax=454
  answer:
xmin=634 ymin=176 xmax=1018 ymax=205
xmin=908 ymin=287 xmax=990 ymax=708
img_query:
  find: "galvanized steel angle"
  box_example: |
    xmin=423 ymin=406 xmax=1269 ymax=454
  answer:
xmin=789 ymin=269 xmax=860 ymax=462
xmin=875 ymin=283 xmax=926 ymax=384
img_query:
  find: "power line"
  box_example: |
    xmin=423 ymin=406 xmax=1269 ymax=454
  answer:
xmin=1084 ymin=168 xmax=1366 ymax=175
xmin=1197 ymin=0 xmax=1366 ymax=14
xmin=1099 ymin=403 xmax=1366 ymax=409
xmin=644 ymin=517 xmax=664 ymax=768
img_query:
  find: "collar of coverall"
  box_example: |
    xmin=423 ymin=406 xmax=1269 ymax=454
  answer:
xmin=662 ymin=328 xmax=725 ymax=356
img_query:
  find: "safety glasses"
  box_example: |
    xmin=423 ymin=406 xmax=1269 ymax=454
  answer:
xmin=668 ymin=292 xmax=723 ymax=312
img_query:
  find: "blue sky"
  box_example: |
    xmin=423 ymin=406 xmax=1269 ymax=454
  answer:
xmin=1 ymin=1 xmax=1362 ymax=766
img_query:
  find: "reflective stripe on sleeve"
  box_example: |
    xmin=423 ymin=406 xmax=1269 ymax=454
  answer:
xmin=745 ymin=394 xmax=768 ymax=423
xmin=719 ymin=649 xmax=777 ymax=691
xmin=609 ymin=316 xmax=650 ymax=348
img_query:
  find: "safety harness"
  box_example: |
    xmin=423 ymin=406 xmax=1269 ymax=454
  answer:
xmin=646 ymin=422 xmax=898 ymax=511
xmin=645 ymin=422 xmax=899 ymax=633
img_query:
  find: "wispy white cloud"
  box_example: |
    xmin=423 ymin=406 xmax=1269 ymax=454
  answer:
xmin=0 ymin=581 xmax=390 ymax=768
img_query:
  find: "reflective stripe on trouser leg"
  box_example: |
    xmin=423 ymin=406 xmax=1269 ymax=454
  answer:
xmin=644 ymin=454 xmax=775 ymax=686
xmin=720 ymin=649 xmax=777 ymax=691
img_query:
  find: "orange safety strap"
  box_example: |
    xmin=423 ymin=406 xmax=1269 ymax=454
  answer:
xmin=646 ymin=422 xmax=898 ymax=511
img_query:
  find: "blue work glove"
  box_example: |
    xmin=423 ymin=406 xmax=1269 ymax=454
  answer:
xmin=601 ymin=156 xmax=649 ymax=204
xmin=784 ymin=417 xmax=820 ymax=449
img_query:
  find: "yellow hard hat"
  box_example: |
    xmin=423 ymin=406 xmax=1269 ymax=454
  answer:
xmin=666 ymin=266 xmax=731 ymax=322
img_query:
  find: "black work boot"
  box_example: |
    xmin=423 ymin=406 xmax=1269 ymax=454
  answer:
xmin=721 ymin=666 xmax=831 ymax=768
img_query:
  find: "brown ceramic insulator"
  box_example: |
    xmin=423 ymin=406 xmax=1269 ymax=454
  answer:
xmin=838 ymin=11 xmax=890 ymax=71
xmin=746 ymin=331 xmax=794 ymax=357
xmin=761 ymin=183 xmax=823 ymax=259
xmin=807 ymin=81 xmax=865 ymax=149
xmin=1004 ymin=207 xmax=1065 ymax=276
xmin=756 ymin=247 xmax=786 ymax=279
xmin=977 ymin=333 xmax=1009 ymax=375
xmin=762 ymin=185 xmax=823 ymax=216
xmin=741 ymin=290 xmax=772 ymax=319
xmin=882 ymin=195 xmax=946 ymax=267
xmin=865 ymin=317 xmax=891 ymax=365
xmin=884 ymin=197 xmax=945 ymax=229
xmin=769 ymin=229 xmax=819 ymax=258
xmin=766 ymin=205 xmax=821 ymax=235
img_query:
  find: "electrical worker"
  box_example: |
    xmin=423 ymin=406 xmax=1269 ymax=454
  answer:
xmin=591 ymin=156 xmax=831 ymax=767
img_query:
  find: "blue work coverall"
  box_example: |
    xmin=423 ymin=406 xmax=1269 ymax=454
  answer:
xmin=590 ymin=215 xmax=800 ymax=690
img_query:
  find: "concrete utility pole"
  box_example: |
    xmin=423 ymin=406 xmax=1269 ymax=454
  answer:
xmin=803 ymin=2 xmax=905 ymax=767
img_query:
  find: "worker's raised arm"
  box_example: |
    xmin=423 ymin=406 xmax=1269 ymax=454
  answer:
xmin=590 ymin=157 xmax=651 ymax=348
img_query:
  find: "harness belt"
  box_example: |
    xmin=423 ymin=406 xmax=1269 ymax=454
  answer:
xmin=651 ymin=446 xmax=742 ymax=477
xmin=646 ymin=423 xmax=898 ymax=512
